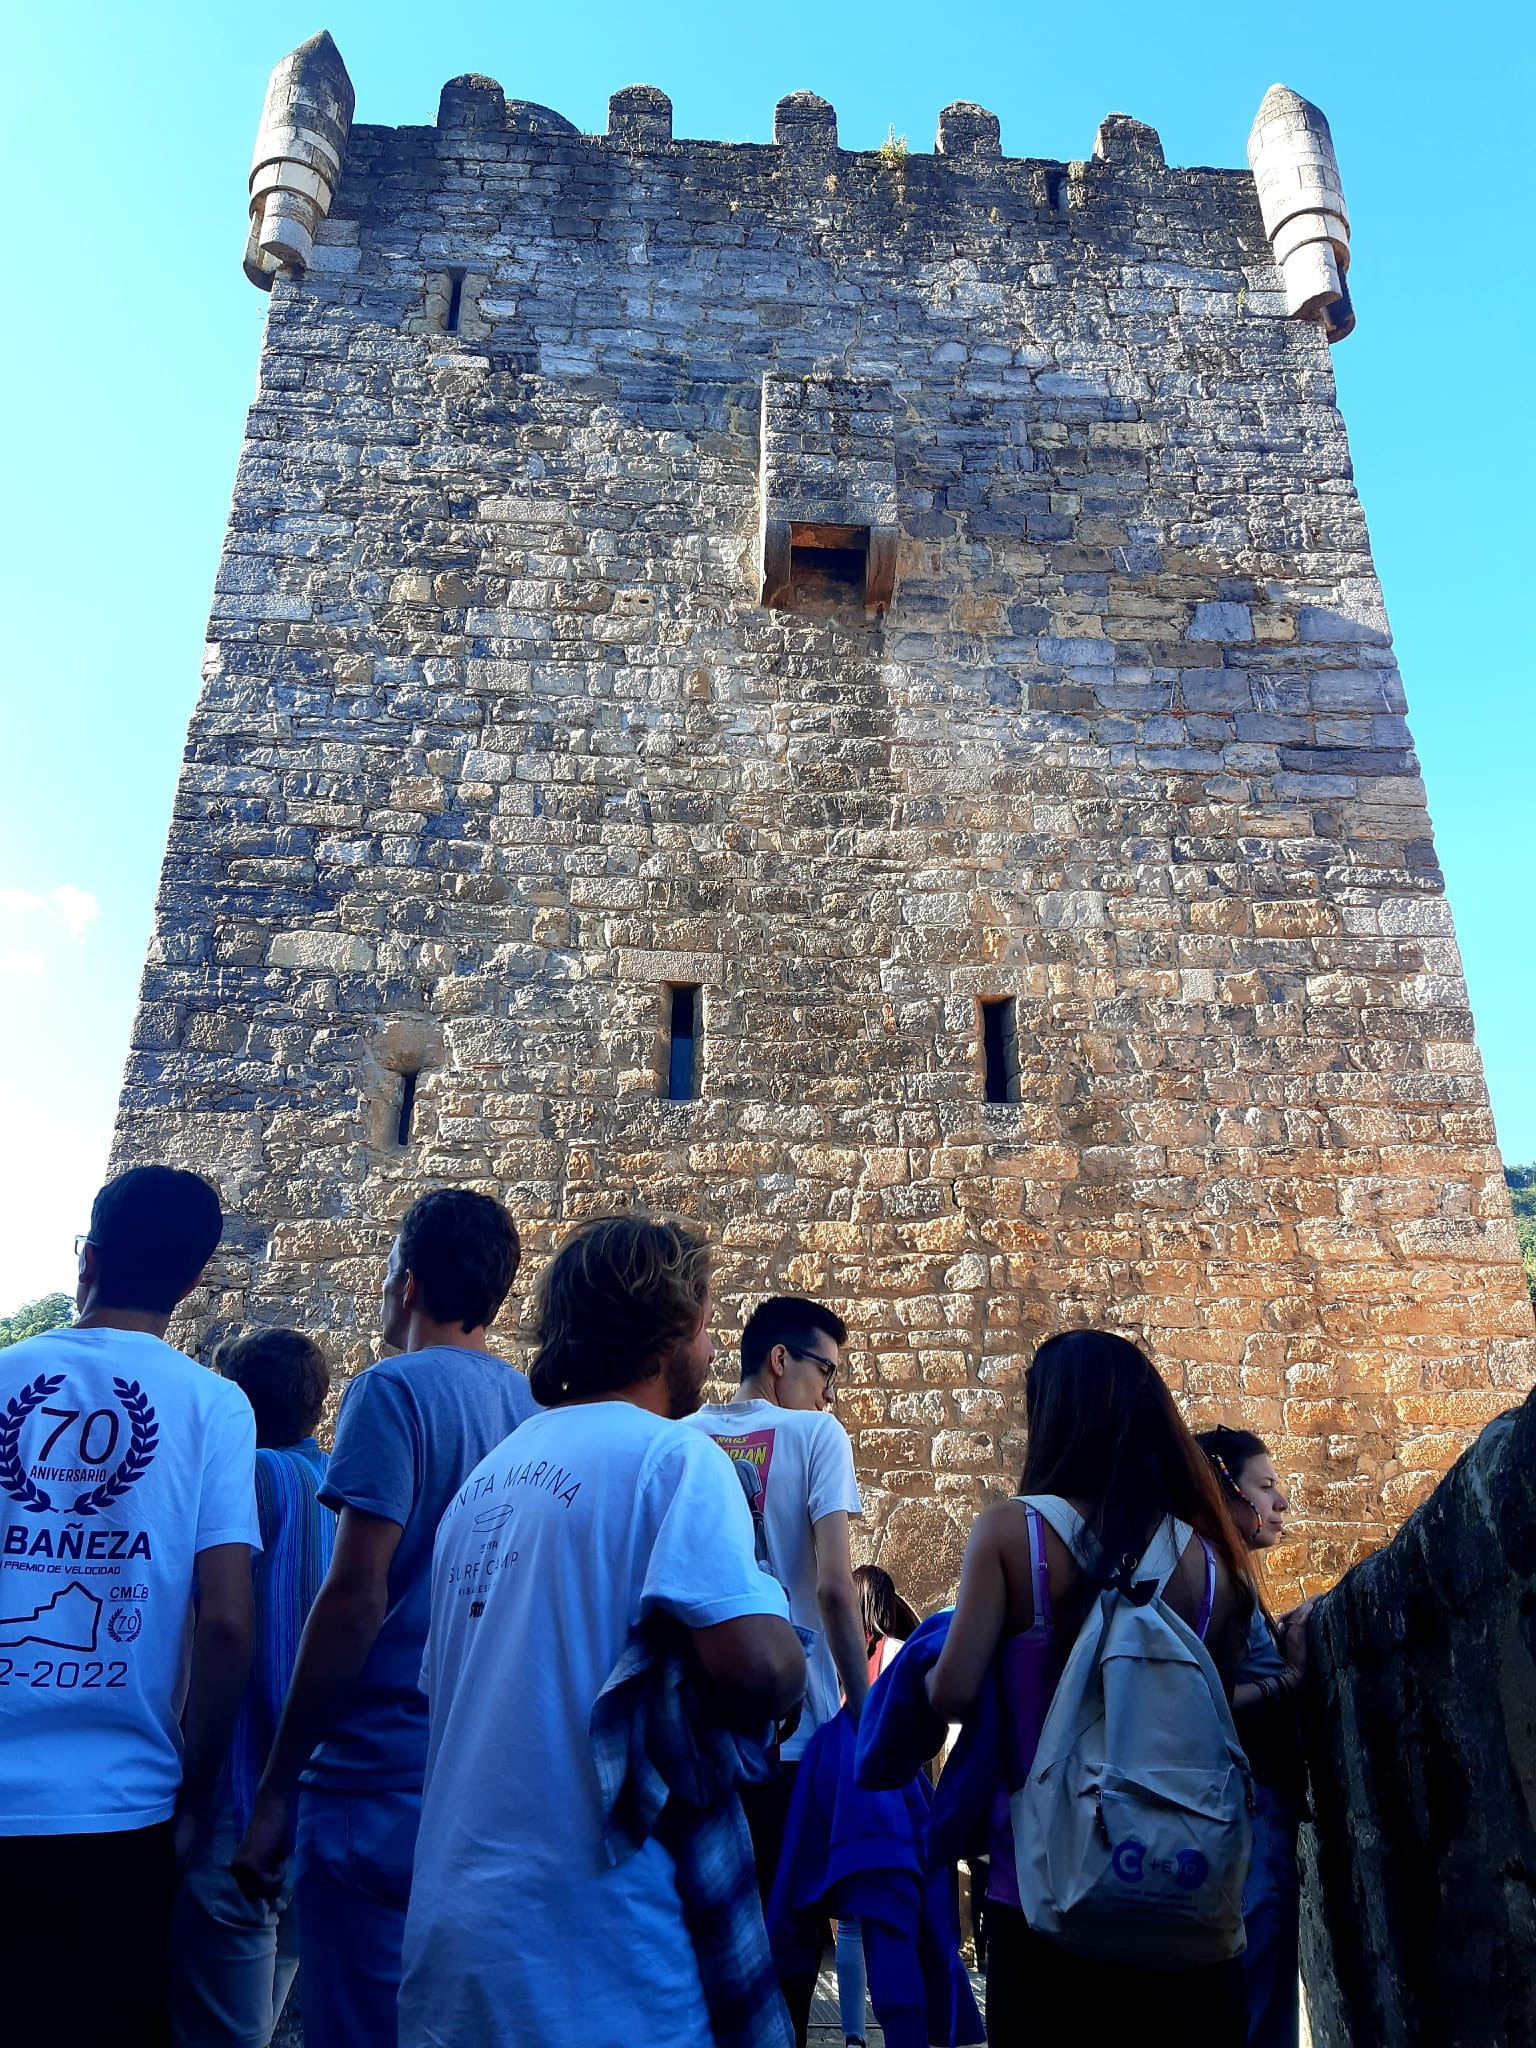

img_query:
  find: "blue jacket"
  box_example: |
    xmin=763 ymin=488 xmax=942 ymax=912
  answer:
xmin=768 ymin=1706 xmax=984 ymax=2047
xmin=853 ymin=1608 xmax=1005 ymax=1869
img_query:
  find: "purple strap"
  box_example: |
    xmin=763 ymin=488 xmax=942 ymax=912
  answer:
xmin=1024 ymin=1504 xmax=1054 ymax=1632
xmin=1195 ymin=1538 xmax=1216 ymax=1640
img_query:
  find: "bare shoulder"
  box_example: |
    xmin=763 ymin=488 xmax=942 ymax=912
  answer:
xmin=965 ymin=1496 xmax=1037 ymax=1578
xmin=970 ymin=1494 xmax=1026 ymax=1546
xmin=1168 ymin=1528 xmax=1240 ymax=1631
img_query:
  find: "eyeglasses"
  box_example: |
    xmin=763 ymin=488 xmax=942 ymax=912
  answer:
xmin=74 ymin=1235 xmax=91 ymax=1258
xmin=783 ymin=1345 xmax=838 ymax=1385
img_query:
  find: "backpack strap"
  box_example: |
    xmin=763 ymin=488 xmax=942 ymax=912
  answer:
xmin=1017 ymin=1494 xmax=1098 ymax=1573
xmin=1018 ymin=1503 xmax=1201 ymax=1606
xmin=1131 ymin=1516 xmax=1195 ymax=1601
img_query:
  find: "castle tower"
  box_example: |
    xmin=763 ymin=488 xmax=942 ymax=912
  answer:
xmin=114 ymin=39 xmax=1534 ymax=1601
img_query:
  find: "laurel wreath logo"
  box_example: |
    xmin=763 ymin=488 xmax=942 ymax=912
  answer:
xmin=0 ymin=1375 xmax=159 ymax=1517
xmin=71 ymin=1380 xmax=159 ymax=1517
xmin=0 ymin=1374 xmax=66 ymax=1513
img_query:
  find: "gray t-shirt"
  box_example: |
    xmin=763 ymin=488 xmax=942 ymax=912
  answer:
xmin=304 ymin=1346 xmax=537 ymax=1792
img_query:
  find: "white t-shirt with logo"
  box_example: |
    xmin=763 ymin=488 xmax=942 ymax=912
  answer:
xmin=0 ymin=1324 xmax=259 ymax=1834
xmin=686 ymin=1398 xmax=862 ymax=1760
xmin=398 ymin=1400 xmax=790 ymax=2048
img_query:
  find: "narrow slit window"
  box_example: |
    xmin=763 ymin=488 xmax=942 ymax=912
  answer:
xmin=666 ymin=985 xmax=700 ymax=1101
xmin=445 ymin=269 xmax=466 ymax=335
xmin=396 ymin=1069 xmax=419 ymax=1147
xmin=981 ymin=998 xmax=1020 ymax=1104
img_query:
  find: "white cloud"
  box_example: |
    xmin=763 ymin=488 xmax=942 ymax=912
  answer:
xmin=0 ymin=949 xmax=45 ymax=976
xmin=51 ymin=886 xmax=100 ymax=941
xmin=0 ymin=882 xmax=101 ymax=948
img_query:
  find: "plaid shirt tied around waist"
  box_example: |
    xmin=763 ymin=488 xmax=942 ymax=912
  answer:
xmin=591 ymin=1625 xmax=792 ymax=2048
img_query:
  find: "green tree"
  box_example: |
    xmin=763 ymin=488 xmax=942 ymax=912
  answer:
xmin=1506 ymin=1168 xmax=1536 ymax=1307
xmin=0 ymin=1293 xmax=75 ymax=1349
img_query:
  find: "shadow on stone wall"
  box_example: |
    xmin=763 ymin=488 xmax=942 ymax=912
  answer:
xmin=1301 ymin=1387 xmax=1536 ymax=2046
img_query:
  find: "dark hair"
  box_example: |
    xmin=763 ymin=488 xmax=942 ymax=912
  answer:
xmin=1195 ymin=1426 xmax=1269 ymax=1502
xmin=86 ymin=1167 xmax=223 ymax=1314
xmin=740 ymin=1296 xmax=848 ymax=1381
xmin=215 ymin=1328 xmax=330 ymax=1448
xmin=1022 ymin=1331 xmax=1252 ymax=1598
xmin=855 ymin=1563 xmax=921 ymax=1647
xmin=530 ymin=1215 xmax=711 ymax=1407
xmin=1195 ymin=1426 xmax=1275 ymax=1577
xmin=397 ymin=1189 xmax=520 ymax=1331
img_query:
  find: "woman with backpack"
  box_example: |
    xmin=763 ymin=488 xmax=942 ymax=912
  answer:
xmin=926 ymin=1330 xmax=1256 ymax=2047
xmin=1197 ymin=1426 xmax=1313 ymax=2048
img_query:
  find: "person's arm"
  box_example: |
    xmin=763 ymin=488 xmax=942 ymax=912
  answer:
xmin=812 ymin=1509 xmax=869 ymax=1725
xmin=1234 ymin=1596 xmax=1313 ymax=1713
xmin=926 ymin=1503 xmax=1012 ymax=1722
xmin=232 ymin=1506 xmax=402 ymax=1898
xmin=175 ymin=1543 xmax=255 ymax=1862
xmin=689 ymin=1612 xmax=807 ymax=1731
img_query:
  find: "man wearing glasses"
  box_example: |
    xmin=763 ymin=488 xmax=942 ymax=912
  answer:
xmin=689 ymin=1294 xmax=866 ymax=2039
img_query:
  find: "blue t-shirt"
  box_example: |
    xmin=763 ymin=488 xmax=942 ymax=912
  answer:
xmin=304 ymin=1346 xmax=536 ymax=1791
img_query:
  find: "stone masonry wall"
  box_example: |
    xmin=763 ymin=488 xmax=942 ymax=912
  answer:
xmin=113 ymin=72 xmax=1535 ymax=1605
xmin=1300 ymin=1389 xmax=1536 ymax=2045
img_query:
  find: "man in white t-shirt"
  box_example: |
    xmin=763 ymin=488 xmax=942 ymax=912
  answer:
xmin=687 ymin=1294 xmax=866 ymax=2041
xmin=0 ymin=1166 xmax=259 ymax=2047
xmin=398 ymin=1215 xmax=806 ymax=2048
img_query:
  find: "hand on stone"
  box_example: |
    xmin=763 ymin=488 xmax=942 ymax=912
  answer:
xmin=1279 ymin=1597 xmax=1316 ymax=1680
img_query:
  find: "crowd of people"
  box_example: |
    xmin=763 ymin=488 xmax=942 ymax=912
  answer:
xmin=0 ymin=1164 xmax=1313 ymax=2048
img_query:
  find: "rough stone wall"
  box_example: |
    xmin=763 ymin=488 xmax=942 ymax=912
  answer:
xmin=1300 ymin=1389 xmax=1536 ymax=2045
xmin=113 ymin=75 xmax=1534 ymax=1605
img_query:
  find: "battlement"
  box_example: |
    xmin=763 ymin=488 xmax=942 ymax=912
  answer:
xmin=244 ymin=36 xmax=1354 ymax=345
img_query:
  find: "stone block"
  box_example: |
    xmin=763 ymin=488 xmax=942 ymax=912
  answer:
xmin=936 ymin=103 xmax=1001 ymax=159
xmin=267 ymin=931 xmax=373 ymax=973
xmin=1188 ymin=601 xmax=1253 ymax=642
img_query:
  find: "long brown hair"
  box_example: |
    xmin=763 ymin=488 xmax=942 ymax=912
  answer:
xmin=854 ymin=1564 xmax=921 ymax=1648
xmin=1021 ymin=1330 xmax=1253 ymax=1599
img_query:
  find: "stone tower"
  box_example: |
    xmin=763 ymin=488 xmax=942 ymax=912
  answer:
xmin=114 ymin=36 xmax=1534 ymax=1601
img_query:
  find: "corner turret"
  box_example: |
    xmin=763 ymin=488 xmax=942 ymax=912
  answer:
xmin=245 ymin=31 xmax=355 ymax=289
xmin=1247 ymin=84 xmax=1354 ymax=342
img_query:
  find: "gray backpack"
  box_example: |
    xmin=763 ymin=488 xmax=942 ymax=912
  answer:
xmin=1010 ymin=1495 xmax=1254 ymax=1969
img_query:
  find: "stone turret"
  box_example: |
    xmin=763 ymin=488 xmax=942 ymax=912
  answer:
xmin=1247 ymin=84 xmax=1354 ymax=342
xmin=244 ymin=30 xmax=354 ymax=288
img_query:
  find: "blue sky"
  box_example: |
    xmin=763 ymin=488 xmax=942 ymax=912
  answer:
xmin=2 ymin=0 xmax=1531 ymax=1315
